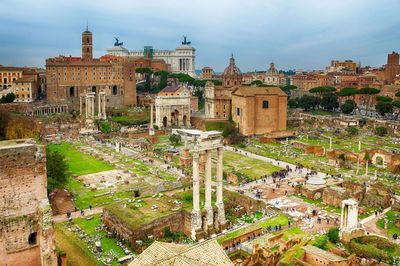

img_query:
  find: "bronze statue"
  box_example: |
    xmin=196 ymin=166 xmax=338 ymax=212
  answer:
xmin=114 ymin=37 xmax=123 ymax=47
xmin=182 ymin=35 xmax=191 ymax=45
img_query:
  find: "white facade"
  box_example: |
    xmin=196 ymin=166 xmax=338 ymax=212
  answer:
xmin=106 ymin=39 xmax=196 ymax=77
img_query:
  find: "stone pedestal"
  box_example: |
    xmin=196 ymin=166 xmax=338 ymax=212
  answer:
xmin=190 ymin=210 xmax=203 ymax=240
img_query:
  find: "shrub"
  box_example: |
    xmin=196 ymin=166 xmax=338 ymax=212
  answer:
xmin=326 ymin=227 xmax=339 ymax=243
xmin=375 ymin=126 xmax=388 ymax=137
xmin=313 ymin=235 xmax=328 ymax=250
xmin=346 ymin=126 xmax=358 ymax=135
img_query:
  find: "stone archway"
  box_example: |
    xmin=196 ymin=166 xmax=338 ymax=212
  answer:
xmin=163 ymin=116 xmax=168 ymax=127
xmin=171 ymin=109 xmax=179 ymax=126
xmin=183 ymin=115 xmax=187 ymax=127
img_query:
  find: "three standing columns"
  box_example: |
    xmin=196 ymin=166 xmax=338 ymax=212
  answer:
xmin=191 ymin=147 xmax=226 ymax=240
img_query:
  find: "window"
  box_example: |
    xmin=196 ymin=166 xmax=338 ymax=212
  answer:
xmin=28 ymin=232 xmax=37 ymax=245
xmin=236 ymin=108 xmax=240 ymax=116
xmin=262 ymin=100 xmax=269 ymax=108
xmin=112 ymin=85 xmax=118 ymax=95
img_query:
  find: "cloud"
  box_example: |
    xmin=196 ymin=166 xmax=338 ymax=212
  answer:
xmin=0 ymin=0 xmax=399 ymax=71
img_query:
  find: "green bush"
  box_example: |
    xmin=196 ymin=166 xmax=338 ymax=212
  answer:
xmin=99 ymin=121 xmax=112 ymax=133
xmin=326 ymin=227 xmax=339 ymax=243
xmin=375 ymin=126 xmax=388 ymax=137
xmin=313 ymin=235 xmax=328 ymax=250
xmin=349 ymin=240 xmax=390 ymax=261
xmin=346 ymin=126 xmax=358 ymax=135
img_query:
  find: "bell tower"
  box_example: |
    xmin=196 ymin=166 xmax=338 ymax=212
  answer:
xmin=82 ymin=25 xmax=93 ymax=61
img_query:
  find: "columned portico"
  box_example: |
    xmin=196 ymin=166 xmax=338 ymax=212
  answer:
xmin=189 ymin=130 xmax=226 ymax=240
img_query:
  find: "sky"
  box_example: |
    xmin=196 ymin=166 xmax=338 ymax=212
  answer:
xmin=0 ymin=0 xmax=399 ymax=72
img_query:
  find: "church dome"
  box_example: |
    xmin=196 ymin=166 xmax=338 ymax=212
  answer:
xmin=223 ymin=55 xmax=241 ymax=76
xmin=266 ymin=62 xmax=278 ymax=75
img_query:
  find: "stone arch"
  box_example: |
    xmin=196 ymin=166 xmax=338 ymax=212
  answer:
xmin=112 ymin=85 xmax=118 ymax=95
xmin=171 ymin=109 xmax=179 ymax=126
xmin=183 ymin=115 xmax=187 ymax=127
xmin=163 ymin=116 xmax=168 ymax=128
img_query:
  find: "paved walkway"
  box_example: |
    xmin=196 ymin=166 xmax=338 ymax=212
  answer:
xmin=53 ymin=207 xmax=103 ymax=223
xmin=360 ymin=206 xmax=392 ymax=239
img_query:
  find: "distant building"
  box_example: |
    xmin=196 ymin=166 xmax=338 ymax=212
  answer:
xmin=12 ymin=75 xmax=38 ymax=102
xmin=384 ymin=51 xmax=400 ymax=84
xmin=107 ymin=36 xmax=196 ymax=77
xmin=129 ymin=240 xmax=232 ymax=266
xmin=45 ymin=27 xmax=137 ymax=111
xmin=155 ymin=84 xmax=191 ymax=128
xmin=327 ymin=60 xmax=358 ymax=73
xmin=264 ymin=62 xmax=284 ymax=86
xmin=201 ymin=66 xmax=214 ymax=79
xmin=204 ymin=55 xmax=242 ymax=119
xmin=232 ymin=86 xmax=287 ymax=136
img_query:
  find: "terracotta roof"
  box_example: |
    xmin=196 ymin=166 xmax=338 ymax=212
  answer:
xmin=232 ymin=86 xmax=287 ymax=97
xmin=129 ymin=240 xmax=233 ymax=266
xmin=15 ymin=75 xmax=36 ymax=83
xmin=161 ymin=85 xmax=180 ymax=93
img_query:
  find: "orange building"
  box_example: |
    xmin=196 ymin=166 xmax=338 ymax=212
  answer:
xmin=45 ymin=27 xmax=137 ymax=111
xmin=384 ymin=51 xmax=400 ymax=84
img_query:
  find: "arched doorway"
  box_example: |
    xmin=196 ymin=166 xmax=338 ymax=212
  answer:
xmin=91 ymin=86 xmax=96 ymax=93
xmin=171 ymin=109 xmax=179 ymax=126
xmin=183 ymin=115 xmax=187 ymax=127
xmin=69 ymin=86 xmax=75 ymax=97
xmin=112 ymin=85 xmax=118 ymax=95
xmin=162 ymin=116 xmax=168 ymax=128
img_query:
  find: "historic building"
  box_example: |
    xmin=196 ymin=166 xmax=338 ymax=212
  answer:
xmin=264 ymin=62 xmax=283 ymax=86
xmin=107 ymin=36 xmax=196 ymax=77
xmin=155 ymin=84 xmax=191 ymax=128
xmin=45 ymin=27 xmax=137 ymax=111
xmin=201 ymin=66 xmax=214 ymax=79
xmin=204 ymin=55 xmax=242 ymax=119
xmin=384 ymin=51 xmax=400 ymax=84
xmin=327 ymin=60 xmax=359 ymax=73
xmin=12 ymin=75 xmax=39 ymax=102
xmin=231 ymin=86 xmax=287 ymax=136
xmin=0 ymin=139 xmax=57 ymax=266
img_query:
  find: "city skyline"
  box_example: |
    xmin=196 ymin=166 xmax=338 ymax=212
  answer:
xmin=0 ymin=0 xmax=399 ymax=72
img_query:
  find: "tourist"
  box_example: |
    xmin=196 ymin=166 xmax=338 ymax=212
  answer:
xmin=81 ymin=209 xmax=85 ymax=216
xmin=288 ymin=221 xmax=291 ymax=228
xmin=89 ymin=205 xmax=92 ymax=211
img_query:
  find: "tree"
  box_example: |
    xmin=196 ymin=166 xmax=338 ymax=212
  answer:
xmin=251 ymin=80 xmax=263 ymax=86
xmin=357 ymin=87 xmax=380 ymax=115
xmin=337 ymin=87 xmax=359 ymax=98
xmin=309 ymin=86 xmax=336 ymax=98
xmin=0 ymin=93 xmax=16 ymax=103
xmin=392 ymin=101 xmax=400 ymax=120
xmin=280 ymin=85 xmax=297 ymax=92
xmin=327 ymin=227 xmax=339 ymax=244
xmin=376 ymin=96 xmax=393 ymax=102
xmin=321 ymin=92 xmax=339 ymax=111
xmin=375 ymin=126 xmax=388 ymax=137
xmin=341 ymin=100 xmax=356 ymax=114
xmin=346 ymin=126 xmax=358 ymax=135
xmin=395 ymin=91 xmax=400 ymax=97
xmin=288 ymin=98 xmax=299 ymax=109
xmin=298 ymin=95 xmax=320 ymax=111
xmin=194 ymin=87 xmax=204 ymax=110
xmin=169 ymin=134 xmax=181 ymax=147
xmin=46 ymin=149 xmax=69 ymax=193
xmin=375 ymin=101 xmax=393 ymax=117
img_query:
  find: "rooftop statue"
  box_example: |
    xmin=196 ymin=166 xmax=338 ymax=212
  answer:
xmin=182 ymin=35 xmax=191 ymax=45
xmin=114 ymin=37 xmax=123 ymax=47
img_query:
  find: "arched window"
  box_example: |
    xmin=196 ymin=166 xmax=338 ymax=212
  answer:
xmin=86 ymin=47 xmax=90 ymax=53
xmin=3 ymin=78 xmax=7 ymax=84
xmin=28 ymin=232 xmax=37 ymax=245
xmin=69 ymin=86 xmax=74 ymax=97
xmin=112 ymin=85 xmax=118 ymax=95
xmin=262 ymin=100 xmax=269 ymax=108
xmin=91 ymin=86 xmax=96 ymax=93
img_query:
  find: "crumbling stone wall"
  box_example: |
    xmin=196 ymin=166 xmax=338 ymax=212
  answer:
xmin=0 ymin=139 xmax=57 ymax=266
xmin=361 ymin=183 xmax=393 ymax=208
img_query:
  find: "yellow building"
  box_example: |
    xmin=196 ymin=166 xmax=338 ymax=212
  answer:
xmin=13 ymin=75 xmax=38 ymax=102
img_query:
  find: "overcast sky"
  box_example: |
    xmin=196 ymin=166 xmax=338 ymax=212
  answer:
xmin=0 ymin=0 xmax=399 ymax=72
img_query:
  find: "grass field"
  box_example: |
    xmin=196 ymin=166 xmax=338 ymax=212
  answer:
xmin=222 ymin=151 xmax=282 ymax=180
xmin=55 ymin=214 xmax=129 ymax=266
xmin=48 ymin=142 xmax=114 ymax=176
xmin=377 ymin=211 xmax=400 ymax=237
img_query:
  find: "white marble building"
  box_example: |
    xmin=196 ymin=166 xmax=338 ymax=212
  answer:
xmin=106 ymin=37 xmax=196 ymax=77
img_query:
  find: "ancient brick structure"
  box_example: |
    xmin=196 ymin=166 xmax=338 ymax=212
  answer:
xmin=0 ymin=139 xmax=57 ymax=266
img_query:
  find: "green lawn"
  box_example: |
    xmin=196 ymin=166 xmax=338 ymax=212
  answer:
xmin=205 ymin=121 xmax=230 ymax=131
xmin=55 ymin=214 xmax=131 ymax=266
xmin=377 ymin=211 xmax=400 ymax=237
xmin=48 ymin=142 xmax=114 ymax=176
xmin=218 ymin=214 xmax=290 ymax=244
xmin=222 ymin=151 xmax=282 ymax=180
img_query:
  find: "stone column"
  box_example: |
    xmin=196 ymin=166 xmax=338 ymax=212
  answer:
xmin=191 ymin=152 xmax=202 ymax=240
xmin=98 ymin=92 xmax=102 ymax=119
xmin=102 ymin=93 xmax=106 ymax=119
xmin=216 ymin=147 xmax=226 ymax=226
xmin=149 ymin=104 xmax=155 ymax=136
xmin=204 ymin=150 xmax=213 ymax=227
